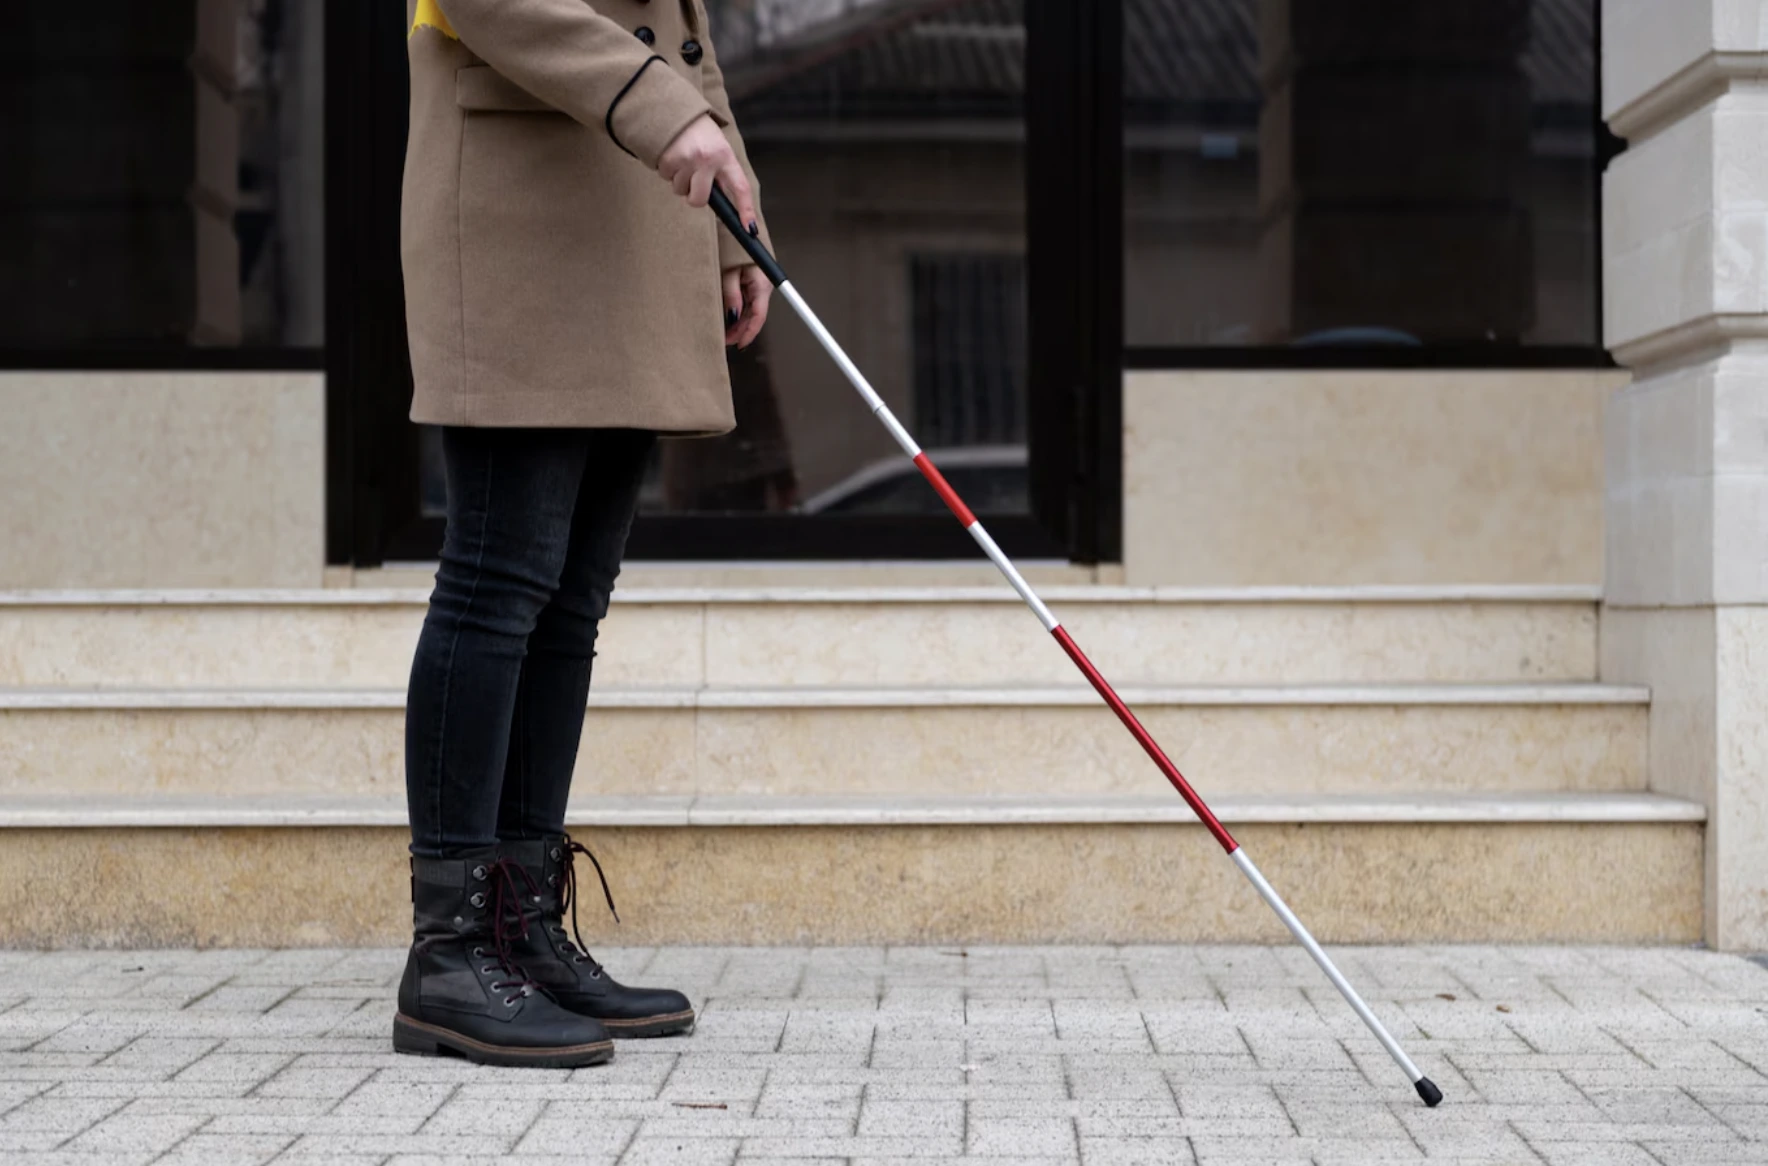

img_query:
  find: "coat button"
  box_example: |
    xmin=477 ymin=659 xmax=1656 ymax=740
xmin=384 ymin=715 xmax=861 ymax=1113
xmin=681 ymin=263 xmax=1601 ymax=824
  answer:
xmin=681 ymin=39 xmax=703 ymax=65
xmin=634 ymin=26 xmax=655 ymax=45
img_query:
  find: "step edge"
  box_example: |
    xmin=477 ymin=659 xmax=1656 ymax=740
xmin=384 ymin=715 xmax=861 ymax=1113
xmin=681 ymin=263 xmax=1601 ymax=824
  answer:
xmin=0 ymin=683 xmax=1654 ymax=710
xmin=0 ymin=793 xmax=1705 ymax=829
xmin=0 ymin=584 xmax=1606 ymax=608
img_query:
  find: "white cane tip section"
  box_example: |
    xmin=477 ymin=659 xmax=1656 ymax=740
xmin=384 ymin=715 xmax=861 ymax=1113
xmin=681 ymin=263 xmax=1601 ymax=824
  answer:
xmin=1232 ymin=847 xmax=1427 ymax=1086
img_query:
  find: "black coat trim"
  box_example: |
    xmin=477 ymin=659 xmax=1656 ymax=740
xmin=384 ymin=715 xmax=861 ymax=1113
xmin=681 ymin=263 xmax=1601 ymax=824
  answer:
xmin=606 ymin=55 xmax=669 ymax=159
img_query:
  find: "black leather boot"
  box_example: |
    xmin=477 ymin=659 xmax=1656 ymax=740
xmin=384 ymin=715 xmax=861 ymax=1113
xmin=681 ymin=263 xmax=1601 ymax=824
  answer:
xmin=393 ymin=847 xmax=615 ymax=1067
xmin=500 ymin=835 xmax=696 ymax=1038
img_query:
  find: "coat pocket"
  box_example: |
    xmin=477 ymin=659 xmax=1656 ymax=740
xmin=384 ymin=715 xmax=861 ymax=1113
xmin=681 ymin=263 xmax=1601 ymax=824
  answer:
xmin=455 ymin=66 xmax=561 ymax=113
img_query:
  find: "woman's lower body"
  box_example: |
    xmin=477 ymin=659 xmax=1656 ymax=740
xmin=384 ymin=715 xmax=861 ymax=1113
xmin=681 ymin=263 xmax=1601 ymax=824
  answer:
xmin=394 ymin=426 xmax=694 ymax=1068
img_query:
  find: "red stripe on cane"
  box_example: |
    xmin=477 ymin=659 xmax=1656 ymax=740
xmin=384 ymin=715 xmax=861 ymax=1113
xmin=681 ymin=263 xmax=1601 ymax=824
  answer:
xmin=913 ymin=453 xmax=976 ymax=527
xmin=1050 ymin=626 xmax=1240 ymax=854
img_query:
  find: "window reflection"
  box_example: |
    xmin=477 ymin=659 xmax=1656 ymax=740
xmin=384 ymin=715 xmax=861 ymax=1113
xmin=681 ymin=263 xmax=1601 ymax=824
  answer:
xmin=2 ymin=1 xmax=323 ymax=350
xmin=1124 ymin=0 xmax=1599 ymax=349
xmin=647 ymin=0 xmax=1031 ymax=517
xmin=421 ymin=1 xmax=1033 ymax=520
xmin=237 ymin=0 xmax=325 ymax=348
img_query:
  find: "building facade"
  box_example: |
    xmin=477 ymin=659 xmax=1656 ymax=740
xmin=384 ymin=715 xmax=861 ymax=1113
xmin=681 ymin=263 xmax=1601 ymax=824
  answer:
xmin=2 ymin=0 xmax=1763 ymax=951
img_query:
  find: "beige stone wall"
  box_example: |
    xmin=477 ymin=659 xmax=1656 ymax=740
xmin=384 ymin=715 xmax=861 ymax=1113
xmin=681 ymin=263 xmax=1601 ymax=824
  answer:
xmin=0 ymin=365 xmax=1612 ymax=593
xmin=0 ymin=372 xmax=325 ymax=589
xmin=0 ymin=821 xmax=1703 ymax=948
xmin=1600 ymin=0 xmax=1768 ymax=949
xmin=1602 ymin=605 xmax=1768 ymax=946
xmin=1123 ymin=370 xmax=1622 ymax=587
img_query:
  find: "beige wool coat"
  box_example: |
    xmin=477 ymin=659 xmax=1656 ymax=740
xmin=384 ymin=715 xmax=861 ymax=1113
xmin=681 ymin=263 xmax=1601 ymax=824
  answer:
xmin=403 ymin=0 xmax=772 ymax=432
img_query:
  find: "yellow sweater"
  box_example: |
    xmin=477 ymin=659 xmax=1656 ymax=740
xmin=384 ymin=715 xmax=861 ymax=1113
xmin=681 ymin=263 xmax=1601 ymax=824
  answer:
xmin=410 ymin=0 xmax=458 ymax=39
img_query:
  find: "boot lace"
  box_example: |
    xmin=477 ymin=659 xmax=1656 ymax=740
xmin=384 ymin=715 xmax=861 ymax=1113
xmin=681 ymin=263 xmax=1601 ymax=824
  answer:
xmin=553 ymin=835 xmax=619 ymax=976
xmin=472 ymin=856 xmax=546 ymax=1007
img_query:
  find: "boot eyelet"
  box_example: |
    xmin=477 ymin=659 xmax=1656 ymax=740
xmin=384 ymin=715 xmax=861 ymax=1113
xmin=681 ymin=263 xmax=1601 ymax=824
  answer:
xmin=469 ymin=892 xmax=486 ymax=908
xmin=472 ymin=947 xmax=484 ymax=957
xmin=472 ymin=865 xmax=487 ymax=880
xmin=547 ymin=874 xmax=558 ymax=887
xmin=589 ymin=969 xmax=602 ymax=980
xmin=550 ymin=848 xmax=561 ymax=861
xmin=503 ymin=996 xmax=518 ymax=1007
xmin=482 ymin=966 xmax=497 ymax=975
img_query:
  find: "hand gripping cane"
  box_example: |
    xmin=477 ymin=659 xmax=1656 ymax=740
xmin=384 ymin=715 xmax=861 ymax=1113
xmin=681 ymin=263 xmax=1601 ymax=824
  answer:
xmin=710 ymin=187 xmax=1442 ymax=1108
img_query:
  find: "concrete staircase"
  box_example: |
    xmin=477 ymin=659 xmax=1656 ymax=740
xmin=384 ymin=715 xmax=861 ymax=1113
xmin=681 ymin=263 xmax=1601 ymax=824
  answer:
xmin=0 ymin=581 xmax=1703 ymax=948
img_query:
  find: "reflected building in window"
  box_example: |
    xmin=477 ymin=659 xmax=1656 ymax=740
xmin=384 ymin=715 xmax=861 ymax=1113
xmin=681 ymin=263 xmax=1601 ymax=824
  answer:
xmin=651 ymin=0 xmax=1032 ymax=517
xmin=1125 ymin=0 xmax=1600 ymax=350
xmin=2 ymin=1 xmax=323 ymax=351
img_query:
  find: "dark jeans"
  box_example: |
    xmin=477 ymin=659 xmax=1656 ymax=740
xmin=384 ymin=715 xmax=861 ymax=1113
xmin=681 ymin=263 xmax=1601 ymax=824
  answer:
xmin=405 ymin=426 xmax=656 ymax=858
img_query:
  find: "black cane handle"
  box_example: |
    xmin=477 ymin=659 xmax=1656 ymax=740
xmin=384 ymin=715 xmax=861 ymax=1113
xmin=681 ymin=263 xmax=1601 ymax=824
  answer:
xmin=709 ymin=184 xmax=788 ymax=288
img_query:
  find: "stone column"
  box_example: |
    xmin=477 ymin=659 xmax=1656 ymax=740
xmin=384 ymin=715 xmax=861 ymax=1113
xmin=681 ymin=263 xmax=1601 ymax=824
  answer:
xmin=1602 ymin=0 xmax=1768 ymax=949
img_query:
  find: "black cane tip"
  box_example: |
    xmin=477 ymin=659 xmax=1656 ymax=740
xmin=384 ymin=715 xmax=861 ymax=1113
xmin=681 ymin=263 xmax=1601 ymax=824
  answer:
xmin=1415 ymin=1077 xmax=1443 ymax=1107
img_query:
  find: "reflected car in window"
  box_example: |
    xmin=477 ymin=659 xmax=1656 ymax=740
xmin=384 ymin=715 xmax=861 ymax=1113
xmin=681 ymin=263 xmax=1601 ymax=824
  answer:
xmin=796 ymin=445 xmax=1029 ymax=516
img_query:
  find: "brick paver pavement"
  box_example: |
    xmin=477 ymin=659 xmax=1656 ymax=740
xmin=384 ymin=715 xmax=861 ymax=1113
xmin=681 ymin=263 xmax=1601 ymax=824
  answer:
xmin=2 ymin=945 xmax=1766 ymax=1164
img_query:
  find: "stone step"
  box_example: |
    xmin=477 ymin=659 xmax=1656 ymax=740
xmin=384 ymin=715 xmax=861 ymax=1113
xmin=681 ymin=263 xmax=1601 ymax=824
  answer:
xmin=0 ymin=683 xmax=1648 ymax=799
xmin=0 ymin=584 xmax=1600 ymax=689
xmin=0 ymin=792 xmax=1703 ymax=946
xmin=0 ymin=790 xmax=1704 ymax=828
xmin=351 ymin=560 xmax=1125 ymax=589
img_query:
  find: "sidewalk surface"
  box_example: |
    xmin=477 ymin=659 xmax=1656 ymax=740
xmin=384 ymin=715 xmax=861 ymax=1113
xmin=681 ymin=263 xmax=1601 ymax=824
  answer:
xmin=2 ymin=945 xmax=1766 ymax=1165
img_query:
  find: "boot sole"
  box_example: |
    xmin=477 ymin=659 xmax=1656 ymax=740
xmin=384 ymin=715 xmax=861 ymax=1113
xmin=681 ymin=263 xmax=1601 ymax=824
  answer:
xmin=599 ymin=1009 xmax=697 ymax=1039
xmin=392 ymin=1013 xmax=615 ymax=1068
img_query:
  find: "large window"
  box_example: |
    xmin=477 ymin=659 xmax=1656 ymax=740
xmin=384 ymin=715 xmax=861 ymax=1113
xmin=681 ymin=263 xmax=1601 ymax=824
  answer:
xmin=18 ymin=2 xmax=1604 ymax=562
xmin=3 ymin=2 xmax=323 ymax=357
xmin=398 ymin=0 xmax=1071 ymax=560
xmin=414 ymin=0 xmax=1038 ymax=526
xmin=1124 ymin=0 xmax=1603 ymax=356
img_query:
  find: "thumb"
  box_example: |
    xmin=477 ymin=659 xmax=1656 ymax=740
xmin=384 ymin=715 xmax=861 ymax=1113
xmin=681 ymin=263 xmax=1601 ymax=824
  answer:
xmin=722 ymin=268 xmax=743 ymax=332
